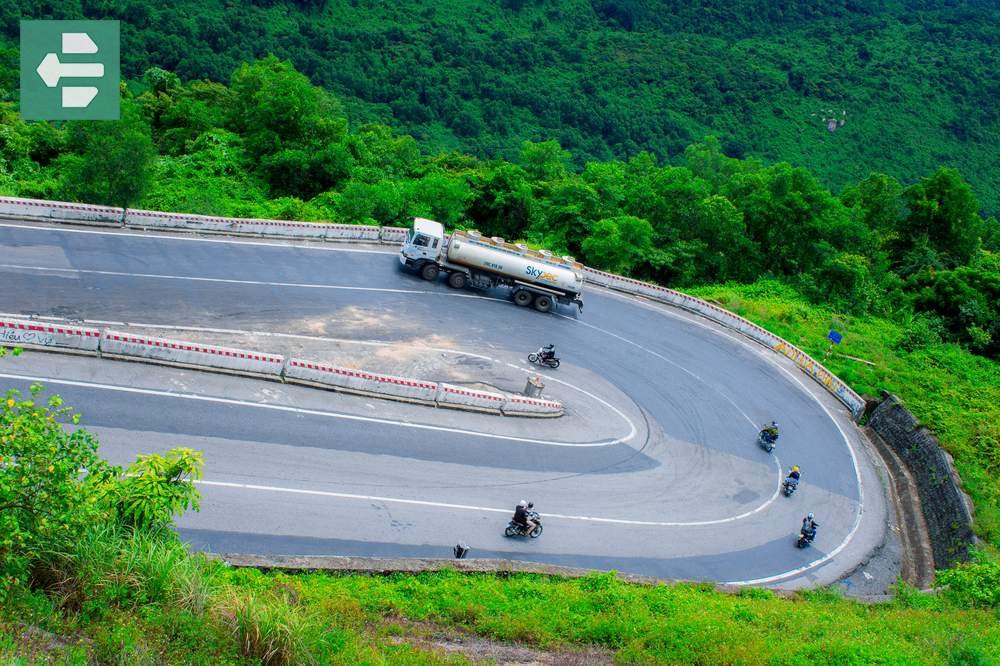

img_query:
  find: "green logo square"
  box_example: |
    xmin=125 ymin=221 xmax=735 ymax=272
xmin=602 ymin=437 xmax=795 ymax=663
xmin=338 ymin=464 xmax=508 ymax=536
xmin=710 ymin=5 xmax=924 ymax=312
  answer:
xmin=20 ymin=20 xmax=120 ymax=121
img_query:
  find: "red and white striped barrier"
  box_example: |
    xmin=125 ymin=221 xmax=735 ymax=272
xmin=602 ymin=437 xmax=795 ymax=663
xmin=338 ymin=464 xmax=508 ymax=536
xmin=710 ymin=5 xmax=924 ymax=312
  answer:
xmin=100 ymin=330 xmax=285 ymax=377
xmin=436 ymin=383 xmax=507 ymax=414
xmin=284 ymin=359 xmax=439 ymax=404
xmin=0 ymin=196 xmax=122 ymax=226
xmin=124 ymin=209 xmax=239 ymax=234
xmin=502 ymin=394 xmax=564 ymax=417
xmin=0 ymin=317 xmax=101 ymax=353
xmin=379 ymin=226 xmax=409 ymax=244
xmin=124 ymin=209 xmax=381 ymax=242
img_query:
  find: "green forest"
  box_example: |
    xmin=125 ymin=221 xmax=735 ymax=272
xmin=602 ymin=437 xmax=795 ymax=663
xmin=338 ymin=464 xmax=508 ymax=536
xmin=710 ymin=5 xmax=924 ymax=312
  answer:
xmin=1 ymin=54 xmax=998 ymax=360
xmin=2 ymin=0 xmax=1000 ymax=212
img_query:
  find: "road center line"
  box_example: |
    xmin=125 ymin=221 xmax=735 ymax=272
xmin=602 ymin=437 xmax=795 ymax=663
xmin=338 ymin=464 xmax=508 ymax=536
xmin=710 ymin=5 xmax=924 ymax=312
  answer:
xmin=0 ymin=371 xmax=622 ymax=448
xmin=0 ymin=263 xmax=505 ymax=302
xmin=196 ymin=476 xmax=783 ymax=527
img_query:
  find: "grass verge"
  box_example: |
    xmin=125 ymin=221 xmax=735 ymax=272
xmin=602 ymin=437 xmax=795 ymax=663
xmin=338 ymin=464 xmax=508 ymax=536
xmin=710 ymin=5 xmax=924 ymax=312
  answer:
xmin=3 ymin=526 xmax=1000 ymax=665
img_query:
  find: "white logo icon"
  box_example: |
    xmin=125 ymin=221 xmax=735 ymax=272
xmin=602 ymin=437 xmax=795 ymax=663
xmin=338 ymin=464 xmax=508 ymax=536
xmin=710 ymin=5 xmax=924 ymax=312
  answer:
xmin=36 ymin=32 xmax=104 ymax=108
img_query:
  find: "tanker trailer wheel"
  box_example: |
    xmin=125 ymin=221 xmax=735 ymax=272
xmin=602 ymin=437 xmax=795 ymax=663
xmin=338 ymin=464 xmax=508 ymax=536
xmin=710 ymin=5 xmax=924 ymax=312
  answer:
xmin=513 ymin=289 xmax=533 ymax=307
xmin=420 ymin=263 xmax=440 ymax=281
xmin=447 ymin=271 xmax=467 ymax=289
xmin=533 ymin=294 xmax=554 ymax=313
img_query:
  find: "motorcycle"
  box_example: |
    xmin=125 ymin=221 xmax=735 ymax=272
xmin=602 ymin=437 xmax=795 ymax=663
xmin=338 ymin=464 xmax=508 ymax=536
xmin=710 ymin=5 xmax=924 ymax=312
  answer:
xmin=758 ymin=430 xmax=778 ymax=453
xmin=528 ymin=348 xmax=560 ymax=369
xmin=783 ymin=477 xmax=799 ymax=497
xmin=504 ymin=510 xmax=543 ymax=538
xmin=796 ymin=528 xmax=816 ymax=548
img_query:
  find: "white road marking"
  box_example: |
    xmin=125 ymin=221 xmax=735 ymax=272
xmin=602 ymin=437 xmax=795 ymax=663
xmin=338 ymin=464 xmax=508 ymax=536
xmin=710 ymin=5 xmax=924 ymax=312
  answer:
xmin=584 ymin=286 xmax=867 ymax=585
xmin=555 ymin=309 xmax=760 ymax=430
xmin=0 ymin=371 xmax=625 ymax=448
xmin=197 ymin=472 xmax=784 ymax=526
xmin=0 ymin=223 xmax=871 ymax=584
xmin=0 ymin=314 xmax=638 ymax=446
xmin=0 ymin=221 xmax=396 ymax=255
xmin=0 ymin=263 xmax=506 ymax=301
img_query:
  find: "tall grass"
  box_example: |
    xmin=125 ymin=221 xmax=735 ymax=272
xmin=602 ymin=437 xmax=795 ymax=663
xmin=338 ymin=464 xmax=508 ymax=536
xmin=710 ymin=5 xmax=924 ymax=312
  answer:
xmin=36 ymin=524 xmax=209 ymax=617
xmin=7 ymin=533 xmax=1000 ymax=664
xmin=212 ymin=587 xmax=322 ymax=666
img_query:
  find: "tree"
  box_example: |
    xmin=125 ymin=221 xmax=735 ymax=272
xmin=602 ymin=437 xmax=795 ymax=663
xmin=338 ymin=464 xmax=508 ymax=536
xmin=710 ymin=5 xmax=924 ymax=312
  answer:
xmin=582 ymin=215 xmax=655 ymax=274
xmin=467 ymin=162 xmax=534 ymax=239
xmin=2 ymin=380 xmax=204 ymax=595
xmin=897 ymin=167 xmax=983 ymax=271
xmin=107 ymin=448 xmax=204 ymax=531
xmin=228 ymin=56 xmax=323 ymax=157
xmin=840 ymin=172 xmax=904 ymax=235
xmin=408 ymin=173 xmax=471 ymax=227
xmin=519 ymin=140 xmax=569 ymax=182
xmin=1 ymin=385 xmax=112 ymax=594
xmin=62 ymin=112 xmax=156 ymax=208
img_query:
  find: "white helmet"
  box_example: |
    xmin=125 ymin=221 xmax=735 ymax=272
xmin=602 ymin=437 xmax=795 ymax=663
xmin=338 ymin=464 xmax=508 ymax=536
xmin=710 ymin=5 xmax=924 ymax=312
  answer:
xmin=518 ymin=500 xmax=528 ymax=508
xmin=807 ymin=512 xmax=814 ymax=520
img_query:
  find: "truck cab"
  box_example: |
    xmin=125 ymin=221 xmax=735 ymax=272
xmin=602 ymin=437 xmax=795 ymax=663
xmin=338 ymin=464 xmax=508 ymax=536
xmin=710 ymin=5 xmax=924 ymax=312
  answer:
xmin=399 ymin=218 xmax=445 ymax=279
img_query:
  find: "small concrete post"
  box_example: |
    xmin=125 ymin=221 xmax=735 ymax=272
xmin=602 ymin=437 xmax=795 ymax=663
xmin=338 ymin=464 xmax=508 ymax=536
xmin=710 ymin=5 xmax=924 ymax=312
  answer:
xmin=524 ymin=375 xmax=544 ymax=398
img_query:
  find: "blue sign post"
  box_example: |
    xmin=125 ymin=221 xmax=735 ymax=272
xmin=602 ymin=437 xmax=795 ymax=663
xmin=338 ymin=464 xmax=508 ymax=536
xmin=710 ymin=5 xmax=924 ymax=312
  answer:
xmin=824 ymin=329 xmax=843 ymax=361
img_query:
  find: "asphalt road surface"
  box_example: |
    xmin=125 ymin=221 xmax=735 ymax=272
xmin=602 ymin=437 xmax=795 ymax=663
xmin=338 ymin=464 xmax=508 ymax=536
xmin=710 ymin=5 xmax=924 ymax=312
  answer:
xmin=0 ymin=221 xmax=889 ymax=587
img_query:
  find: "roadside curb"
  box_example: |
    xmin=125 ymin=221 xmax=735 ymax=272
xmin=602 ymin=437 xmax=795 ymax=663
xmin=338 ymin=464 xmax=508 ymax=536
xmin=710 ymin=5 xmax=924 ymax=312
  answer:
xmin=205 ymin=553 xmax=796 ymax=599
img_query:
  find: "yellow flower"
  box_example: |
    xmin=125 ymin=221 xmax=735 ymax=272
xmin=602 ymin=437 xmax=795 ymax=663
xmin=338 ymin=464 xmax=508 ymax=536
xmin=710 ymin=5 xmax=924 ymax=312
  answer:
xmin=5 ymin=399 xmax=13 ymax=408
xmin=48 ymin=465 xmax=55 ymax=473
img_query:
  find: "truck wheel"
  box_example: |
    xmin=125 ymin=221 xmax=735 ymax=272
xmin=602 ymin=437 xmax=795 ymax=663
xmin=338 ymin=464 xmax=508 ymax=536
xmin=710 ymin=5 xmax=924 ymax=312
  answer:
xmin=447 ymin=271 xmax=467 ymax=289
xmin=420 ymin=263 xmax=440 ymax=281
xmin=513 ymin=290 xmax=533 ymax=307
xmin=533 ymin=294 xmax=553 ymax=313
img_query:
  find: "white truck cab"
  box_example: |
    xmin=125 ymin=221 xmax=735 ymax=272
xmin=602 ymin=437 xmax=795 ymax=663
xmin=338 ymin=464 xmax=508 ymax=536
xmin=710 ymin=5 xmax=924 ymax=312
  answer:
xmin=399 ymin=218 xmax=445 ymax=266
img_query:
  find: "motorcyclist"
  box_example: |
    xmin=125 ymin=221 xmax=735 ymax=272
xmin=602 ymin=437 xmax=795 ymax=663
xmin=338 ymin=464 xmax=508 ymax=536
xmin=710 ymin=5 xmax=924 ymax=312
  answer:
xmin=801 ymin=512 xmax=819 ymax=540
xmin=787 ymin=466 xmax=801 ymax=482
xmin=761 ymin=421 xmax=780 ymax=443
xmin=513 ymin=499 xmax=539 ymax=535
xmin=540 ymin=344 xmax=557 ymax=361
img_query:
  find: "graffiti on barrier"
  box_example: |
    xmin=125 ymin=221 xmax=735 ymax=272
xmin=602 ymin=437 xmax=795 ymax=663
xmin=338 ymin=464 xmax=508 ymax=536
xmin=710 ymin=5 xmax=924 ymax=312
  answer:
xmin=0 ymin=328 xmax=55 ymax=346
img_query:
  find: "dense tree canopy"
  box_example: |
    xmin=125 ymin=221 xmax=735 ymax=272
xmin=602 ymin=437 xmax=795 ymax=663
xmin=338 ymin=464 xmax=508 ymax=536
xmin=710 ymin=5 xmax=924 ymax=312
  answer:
xmin=2 ymin=0 xmax=999 ymax=213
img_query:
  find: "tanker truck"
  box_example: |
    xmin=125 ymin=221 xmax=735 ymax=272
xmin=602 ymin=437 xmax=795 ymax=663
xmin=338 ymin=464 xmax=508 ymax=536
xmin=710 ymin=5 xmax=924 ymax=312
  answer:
xmin=398 ymin=218 xmax=584 ymax=313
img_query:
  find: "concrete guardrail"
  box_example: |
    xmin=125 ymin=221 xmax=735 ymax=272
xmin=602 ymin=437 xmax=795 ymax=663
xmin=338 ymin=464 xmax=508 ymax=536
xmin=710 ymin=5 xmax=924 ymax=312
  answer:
xmin=100 ymin=330 xmax=286 ymax=378
xmin=0 ymin=196 xmax=122 ymax=227
xmin=435 ymin=383 xmax=508 ymax=415
xmin=0 ymin=317 xmax=101 ymax=353
xmin=285 ymin=359 xmax=439 ymax=405
xmin=1 ymin=196 xmax=860 ymax=418
xmin=0 ymin=314 xmax=563 ymax=417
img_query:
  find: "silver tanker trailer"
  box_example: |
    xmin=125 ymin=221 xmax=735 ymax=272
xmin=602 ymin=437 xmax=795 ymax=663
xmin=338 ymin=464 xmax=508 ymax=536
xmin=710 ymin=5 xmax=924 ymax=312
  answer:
xmin=399 ymin=218 xmax=584 ymax=313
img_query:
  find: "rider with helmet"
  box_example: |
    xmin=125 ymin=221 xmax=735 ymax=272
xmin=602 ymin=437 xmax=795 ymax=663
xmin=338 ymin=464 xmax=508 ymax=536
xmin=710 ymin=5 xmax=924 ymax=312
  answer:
xmin=540 ymin=344 xmax=557 ymax=362
xmin=787 ymin=465 xmax=801 ymax=482
xmin=513 ymin=500 xmax=539 ymax=535
xmin=801 ymin=512 xmax=819 ymax=540
xmin=761 ymin=421 xmax=780 ymax=443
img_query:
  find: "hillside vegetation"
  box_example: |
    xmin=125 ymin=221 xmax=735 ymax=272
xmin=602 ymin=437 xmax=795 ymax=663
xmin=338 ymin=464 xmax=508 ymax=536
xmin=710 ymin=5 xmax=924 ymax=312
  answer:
xmin=2 ymin=0 xmax=1000 ymax=213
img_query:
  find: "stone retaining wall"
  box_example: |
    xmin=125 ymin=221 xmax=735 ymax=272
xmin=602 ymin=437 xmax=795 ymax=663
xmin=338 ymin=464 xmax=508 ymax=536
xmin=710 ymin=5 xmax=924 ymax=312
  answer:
xmin=867 ymin=393 xmax=975 ymax=569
